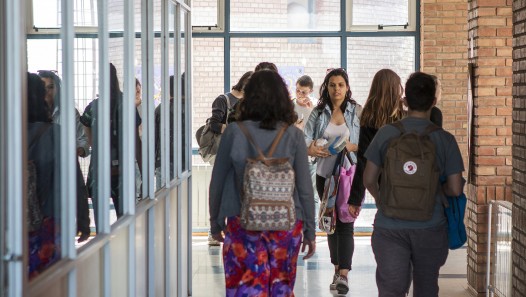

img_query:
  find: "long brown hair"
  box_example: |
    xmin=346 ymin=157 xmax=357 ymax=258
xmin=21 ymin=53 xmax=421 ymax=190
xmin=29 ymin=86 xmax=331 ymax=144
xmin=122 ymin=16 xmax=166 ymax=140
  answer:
xmin=361 ymin=69 xmax=404 ymax=129
xmin=316 ymin=68 xmax=355 ymax=114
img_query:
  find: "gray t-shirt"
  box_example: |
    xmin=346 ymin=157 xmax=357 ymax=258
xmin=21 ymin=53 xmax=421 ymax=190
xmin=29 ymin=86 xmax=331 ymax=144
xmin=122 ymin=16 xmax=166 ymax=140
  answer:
xmin=365 ymin=117 xmax=464 ymax=229
xmin=208 ymin=120 xmax=316 ymax=241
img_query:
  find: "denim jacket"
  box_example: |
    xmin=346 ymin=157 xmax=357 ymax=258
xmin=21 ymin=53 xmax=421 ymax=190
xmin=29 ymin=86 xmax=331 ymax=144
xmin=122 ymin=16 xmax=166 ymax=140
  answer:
xmin=303 ymin=101 xmax=361 ymax=163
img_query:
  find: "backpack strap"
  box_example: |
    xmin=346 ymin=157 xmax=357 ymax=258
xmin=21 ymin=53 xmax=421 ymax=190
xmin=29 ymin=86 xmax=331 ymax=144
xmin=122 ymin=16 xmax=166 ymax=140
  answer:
xmin=224 ymin=93 xmax=231 ymax=109
xmin=267 ymin=126 xmax=287 ymax=158
xmin=422 ymin=123 xmax=441 ymax=136
xmin=390 ymin=121 xmax=405 ymax=134
xmin=390 ymin=121 xmax=441 ymax=136
xmin=224 ymin=94 xmax=231 ymax=125
xmin=238 ymin=122 xmax=287 ymax=159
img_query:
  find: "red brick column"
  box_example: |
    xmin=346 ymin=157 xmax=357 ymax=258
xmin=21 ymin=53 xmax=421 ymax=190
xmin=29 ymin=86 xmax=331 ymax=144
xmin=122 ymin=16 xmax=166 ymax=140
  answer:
xmin=466 ymin=0 xmax=513 ymax=295
xmin=421 ymin=0 xmax=469 ymax=155
xmin=512 ymin=1 xmax=526 ymax=296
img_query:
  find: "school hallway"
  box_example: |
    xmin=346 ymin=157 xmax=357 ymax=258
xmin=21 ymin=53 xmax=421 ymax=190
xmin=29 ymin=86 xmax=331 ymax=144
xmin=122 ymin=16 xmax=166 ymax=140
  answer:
xmin=191 ymin=235 xmax=470 ymax=297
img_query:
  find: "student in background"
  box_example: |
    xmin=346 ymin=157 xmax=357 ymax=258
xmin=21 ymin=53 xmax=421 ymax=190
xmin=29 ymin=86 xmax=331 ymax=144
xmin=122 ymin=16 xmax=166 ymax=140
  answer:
xmin=134 ymin=78 xmax=143 ymax=202
xmin=293 ymin=75 xmax=314 ymax=130
xmin=27 ymin=72 xmax=61 ymax=277
xmin=81 ymin=63 xmax=142 ymax=231
xmin=254 ymin=61 xmax=278 ymax=72
xmin=208 ymin=71 xmax=253 ymax=133
xmin=348 ymin=69 xmax=405 ymax=218
xmin=204 ymin=71 xmax=253 ymax=246
xmin=292 ymin=75 xmax=320 ymax=224
xmin=363 ymin=72 xmax=464 ymax=297
xmin=430 ymin=74 xmax=443 ymax=127
xmin=303 ymin=68 xmax=360 ymax=295
xmin=38 ymin=70 xmax=91 ymax=243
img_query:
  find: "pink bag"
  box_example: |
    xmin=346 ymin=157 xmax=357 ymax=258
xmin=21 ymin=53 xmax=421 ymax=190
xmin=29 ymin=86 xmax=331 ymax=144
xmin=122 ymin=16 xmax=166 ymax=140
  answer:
xmin=336 ymin=161 xmax=357 ymax=223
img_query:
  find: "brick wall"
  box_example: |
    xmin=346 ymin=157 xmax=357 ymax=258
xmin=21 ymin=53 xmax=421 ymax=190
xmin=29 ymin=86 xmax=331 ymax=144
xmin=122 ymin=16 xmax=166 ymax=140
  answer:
xmin=466 ymin=0 xmax=513 ymax=295
xmin=512 ymin=1 xmax=526 ymax=295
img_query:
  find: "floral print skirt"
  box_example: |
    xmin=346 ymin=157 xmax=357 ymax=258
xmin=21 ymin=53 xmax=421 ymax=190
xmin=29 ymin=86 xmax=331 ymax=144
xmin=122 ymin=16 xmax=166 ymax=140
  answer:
xmin=223 ymin=216 xmax=303 ymax=297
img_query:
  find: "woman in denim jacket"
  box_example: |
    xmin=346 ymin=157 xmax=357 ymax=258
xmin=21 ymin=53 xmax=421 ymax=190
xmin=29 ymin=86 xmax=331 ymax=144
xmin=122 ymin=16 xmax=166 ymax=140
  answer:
xmin=303 ymin=68 xmax=361 ymax=295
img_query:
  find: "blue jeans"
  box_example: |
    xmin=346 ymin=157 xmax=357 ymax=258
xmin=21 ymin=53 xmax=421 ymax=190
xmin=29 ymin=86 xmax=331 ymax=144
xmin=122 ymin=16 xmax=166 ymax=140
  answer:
xmin=309 ymin=161 xmax=320 ymax=224
xmin=371 ymin=226 xmax=449 ymax=297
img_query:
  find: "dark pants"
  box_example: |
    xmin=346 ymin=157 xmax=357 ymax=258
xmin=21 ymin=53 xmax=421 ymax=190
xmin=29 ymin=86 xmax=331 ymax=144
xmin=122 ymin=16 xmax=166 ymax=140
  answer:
xmin=371 ymin=226 xmax=449 ymax=297
xmin=91 ymin=174 xmax=123 ymax=233
xmin=76 ymin=160 xmax=90 ymax=235
xmin=316 ymin=174 xmax=355 ymax=271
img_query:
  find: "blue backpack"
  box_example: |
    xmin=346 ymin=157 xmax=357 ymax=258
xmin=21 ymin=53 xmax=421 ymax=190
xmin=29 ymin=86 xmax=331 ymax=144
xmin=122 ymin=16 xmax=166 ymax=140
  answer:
xmin=441 ymin=177 xmax=467 ymax=249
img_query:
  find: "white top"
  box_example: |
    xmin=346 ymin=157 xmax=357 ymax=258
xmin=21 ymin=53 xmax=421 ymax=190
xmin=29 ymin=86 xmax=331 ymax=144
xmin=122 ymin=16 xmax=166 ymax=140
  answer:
xmin=316 ymin=122 xmax=350 ymax=178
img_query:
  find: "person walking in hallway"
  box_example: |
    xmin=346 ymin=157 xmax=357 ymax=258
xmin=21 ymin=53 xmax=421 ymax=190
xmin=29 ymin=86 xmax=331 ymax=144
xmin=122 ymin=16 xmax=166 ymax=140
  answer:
xmin=303 ymin=68 xmax=361 ymax=295
xmin=363 ymin=72 xmax=464 ymax=297
xmin=209 ymin=70 xmax=316 ymax=297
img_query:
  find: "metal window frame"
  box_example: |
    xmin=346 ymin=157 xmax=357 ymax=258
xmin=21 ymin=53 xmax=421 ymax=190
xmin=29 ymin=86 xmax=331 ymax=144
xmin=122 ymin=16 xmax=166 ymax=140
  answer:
xmin=191 ymin=0 xmax=224 ymax=33
xmin=2 ymin=0 xmax=24 ymax=296
xmin=25 ymin=0 xmax=99 ymax=35
xmin=16 ymin=0 xmax=190 ymax=295
xmin=122 ymin=1 xmax=137 ymax=296
xmin=61 ymin=0 xmax=77 ymax=263
xmin=346 ymin=0 xmax=417 ymax=32
xmin=193 ymin=0 xmax=420 ymax=92
xmin=96 ymin=0 xmax=111 ymax=295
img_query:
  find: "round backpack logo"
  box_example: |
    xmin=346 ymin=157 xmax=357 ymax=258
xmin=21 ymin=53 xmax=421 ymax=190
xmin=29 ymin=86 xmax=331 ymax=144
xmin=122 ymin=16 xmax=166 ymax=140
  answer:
xmin=403 ymin=161 xmax=417 ymax=175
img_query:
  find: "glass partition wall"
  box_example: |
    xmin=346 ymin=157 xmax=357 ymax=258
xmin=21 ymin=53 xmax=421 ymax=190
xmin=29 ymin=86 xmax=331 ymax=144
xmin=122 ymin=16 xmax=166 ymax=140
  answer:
xmin=191 ymin=0 xmax=419 ymax=235
xmin=0 ymin=0 xmax=193 ymax=296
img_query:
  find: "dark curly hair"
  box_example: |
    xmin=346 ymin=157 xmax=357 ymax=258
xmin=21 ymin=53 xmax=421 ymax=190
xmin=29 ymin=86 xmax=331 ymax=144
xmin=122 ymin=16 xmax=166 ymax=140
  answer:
xmin=238 ymin=70 xmax=296 ymax=130
xmin=316 ymin=68 xmax=355 ymax=113
xmin=27 ymin=72 xmax=52 ymax=123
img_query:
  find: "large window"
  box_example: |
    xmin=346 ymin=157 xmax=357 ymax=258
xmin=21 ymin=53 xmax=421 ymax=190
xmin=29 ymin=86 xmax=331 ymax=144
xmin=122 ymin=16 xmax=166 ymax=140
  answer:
xmin=347 ymin=36 xmax=415 ymax=105
xmin=192 ymin=0 xmax=219 ymax=29
xmin=348 ymin=0 xmax=416 ymax=31
xmin=230 ymin=37 xmax=340 ymax=95
xmin=230 ymin=0 xmax=341 ymax=31
xmin=192 ymin=0 xmax=419 ymax=235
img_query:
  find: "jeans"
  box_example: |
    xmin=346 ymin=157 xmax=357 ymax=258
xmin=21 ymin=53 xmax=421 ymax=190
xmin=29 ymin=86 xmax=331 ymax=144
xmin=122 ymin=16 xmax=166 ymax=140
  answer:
xmin=371 ymin=226 xmax=449 ymax=297
xmin=309 ymin=161 xmax=320 ymax=224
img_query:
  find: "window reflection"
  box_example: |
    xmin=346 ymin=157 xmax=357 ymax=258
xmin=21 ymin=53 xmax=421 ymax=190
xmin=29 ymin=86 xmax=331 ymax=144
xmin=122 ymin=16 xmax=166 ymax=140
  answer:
xmin=80 ymin=63 xmax=142 ymax=231
xmin=38 ymin=70 xmax=91 ymax=243
xmin=27 ymin=72 xmax=61 ymax=278
xmin=155 ymin=74 xmax=185 ymax=188
xmin=28 ymin=37 xmax=99 ymax=251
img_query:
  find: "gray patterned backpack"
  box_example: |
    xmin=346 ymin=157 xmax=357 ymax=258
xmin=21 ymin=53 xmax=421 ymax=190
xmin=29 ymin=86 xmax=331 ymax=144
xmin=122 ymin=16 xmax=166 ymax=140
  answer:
xmin=237 ymin=122 xmax=296 ymax=231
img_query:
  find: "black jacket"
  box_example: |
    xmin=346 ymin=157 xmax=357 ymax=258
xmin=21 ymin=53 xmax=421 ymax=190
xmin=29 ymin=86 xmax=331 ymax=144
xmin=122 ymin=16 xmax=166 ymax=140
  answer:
xmin=349 ymin=125 xmax=378 ymax=206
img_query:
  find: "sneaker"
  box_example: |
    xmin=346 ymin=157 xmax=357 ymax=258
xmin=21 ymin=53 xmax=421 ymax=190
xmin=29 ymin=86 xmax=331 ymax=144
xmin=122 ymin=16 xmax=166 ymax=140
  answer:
xmin=208 ymin=234 xmax=220 ymax=246
xmin=77 ymin=232 xmax=90 ymax=243
xmin=330 ymin=272 xmax=339 ymax=290
xmin=335 ymin=275 xmax=349 ymax=295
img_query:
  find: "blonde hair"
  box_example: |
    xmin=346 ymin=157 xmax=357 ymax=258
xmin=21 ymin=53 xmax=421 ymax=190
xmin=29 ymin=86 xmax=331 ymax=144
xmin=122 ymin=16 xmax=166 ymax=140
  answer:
xmin=361 ymin=69 xmax=404 ymax=129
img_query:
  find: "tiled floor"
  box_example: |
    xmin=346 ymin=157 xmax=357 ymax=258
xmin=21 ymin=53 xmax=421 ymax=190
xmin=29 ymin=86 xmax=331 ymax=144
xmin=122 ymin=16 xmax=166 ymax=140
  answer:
xmin=191 ymin=235 xmax=471 ymax=297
